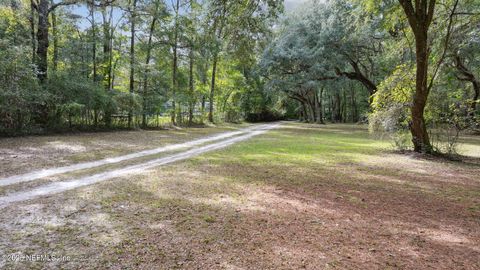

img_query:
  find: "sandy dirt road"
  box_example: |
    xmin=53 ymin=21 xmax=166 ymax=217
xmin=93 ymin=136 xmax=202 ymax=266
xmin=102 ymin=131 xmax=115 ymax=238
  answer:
xmin=0 ymin=123 xmax=280 ymax=208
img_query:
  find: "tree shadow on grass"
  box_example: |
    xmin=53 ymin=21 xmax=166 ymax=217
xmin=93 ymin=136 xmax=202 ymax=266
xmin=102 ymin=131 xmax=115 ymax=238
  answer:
xmin=0 ymin=174 xmax=348 ymax=269
xmin=187 ymin=160 xmax=480 ymax=268
xmin=1 ymin=158 xmax=479 ymax=269
xmin=1 ymin=122 xmax=479 ymax=269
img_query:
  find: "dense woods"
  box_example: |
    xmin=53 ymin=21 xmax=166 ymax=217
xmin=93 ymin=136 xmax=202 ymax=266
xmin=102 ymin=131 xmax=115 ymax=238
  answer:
xmin=0 ymin=0 xmax=283 ymax=134
xmin=261 ymin=0 xmax=480 ymax=153
xmin=1 ymin=2 xmax=480 ymax=268
xmin=1 ymin=0 xmax=479 ymax=153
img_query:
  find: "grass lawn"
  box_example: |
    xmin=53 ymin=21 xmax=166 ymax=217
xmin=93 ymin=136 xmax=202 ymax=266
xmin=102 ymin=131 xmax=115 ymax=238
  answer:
xmin=0 ymin=122 xmax=479 ymax=269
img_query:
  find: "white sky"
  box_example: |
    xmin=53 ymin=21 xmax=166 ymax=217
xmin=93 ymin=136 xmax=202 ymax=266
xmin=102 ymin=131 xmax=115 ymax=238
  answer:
xmin=70 ymin=0 xmax=312 ymax=30
xmin=284 ymin=0 xmax=309 ymax=11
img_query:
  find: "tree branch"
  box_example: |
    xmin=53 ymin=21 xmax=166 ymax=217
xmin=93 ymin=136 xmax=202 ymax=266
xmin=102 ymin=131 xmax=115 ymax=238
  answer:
xmin=427 ymin=0 xmax=459 ymax=92
xmin=49 ymin=0 xmax=80 ymax=13
xmin=398 ymin=0 xmax=418 ymax=32
xmin=426 ymin=0 xmax=436 ymax=27
xmin=31 ymin=0 xmax=39 ymax=11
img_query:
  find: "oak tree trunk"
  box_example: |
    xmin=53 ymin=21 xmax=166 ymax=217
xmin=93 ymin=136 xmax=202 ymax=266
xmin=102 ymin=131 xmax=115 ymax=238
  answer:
xmin=410 ymin=20 xmax=432 ymax=152
xmin=398 ymin=0 xmax=435 ymax=153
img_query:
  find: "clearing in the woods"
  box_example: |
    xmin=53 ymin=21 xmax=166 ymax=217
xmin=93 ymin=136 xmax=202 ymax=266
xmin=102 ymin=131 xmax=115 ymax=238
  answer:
xmin=0 ymin=122 xmax=479 ymax=269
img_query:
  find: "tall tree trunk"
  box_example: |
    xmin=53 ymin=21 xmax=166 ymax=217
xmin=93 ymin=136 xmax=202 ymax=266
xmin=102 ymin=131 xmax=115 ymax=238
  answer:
xmin=208 ymin=10 xmax=225 ymax=123
xmin=342 ymin=89 xmax=347 ymax=123
xmin=308 ymin=100 xmax=315 ymax=123
xmin=171 ymin=0 xmax=180 ymax=125
xmin=301 ymin=102 xmax=308 ymax=122
xmin=102 ymin=5 xmax=113 ymax=127
xmin=102 ymin=5 xmax=114 ymax=91
xmin=315 ymin=88 xmax=324 ymax=124
xmin=35 ymin=0 xmax=78 ymax=81
xmin=36 ymin=0 xmax=49 ymax=82
xmin=188 ymin=47 xmax=195 ymax=126
xmin=329 ymin=95 xmax=334 ymax=122
xmin=314 ymin=91 xmax=321 ymax=124
xmin=128 ymin=0 xmax=138 ymax=129
xmin=50 ymin=3 xmax=58 ymax=72
xmin=334 ymin=91 xmax=341 ymax=122
xmin=142 ymin=16 xmax=157 ymax=128
xmin=408 ymin=25 xmax=431 ymax=151
xmin=398 ymin=0 xmax=435 ymax=153
xmin=102 ymin=7 xmax=110 ymax=87
xmin=209 ymin=54 xmax=218 ymax=122
xmin=171 ymin=41 xmax=178 ymax=125
xmin=307 ymin=91 xmax=316 ymax=123
xmin=90 ymin=1 xmax=97 ymax=81
xmin=30 ymin=0 xmax=36 ymax=64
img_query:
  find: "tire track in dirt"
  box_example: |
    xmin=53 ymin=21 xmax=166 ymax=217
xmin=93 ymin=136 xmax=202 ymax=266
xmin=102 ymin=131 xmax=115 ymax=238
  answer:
xmin=0 ymin=123 xmax=280 ymax=207
xmin=0 ymin=124 xmax=272 ymax=187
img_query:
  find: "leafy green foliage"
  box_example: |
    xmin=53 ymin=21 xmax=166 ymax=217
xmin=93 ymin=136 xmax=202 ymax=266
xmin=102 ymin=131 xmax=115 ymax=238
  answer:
xmin=1 ymin=0 xmax=479 ymax=147
xmin=369 ymin=64 xmax=414 ymax=133
xmin=0 ymin=42 xmax=44 ymax=134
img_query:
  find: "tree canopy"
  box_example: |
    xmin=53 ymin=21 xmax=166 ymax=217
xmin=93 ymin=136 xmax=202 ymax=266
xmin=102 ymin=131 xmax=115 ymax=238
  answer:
xmin=1 ymin=0 xmax=479 ymax=153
